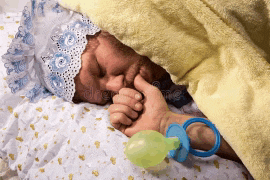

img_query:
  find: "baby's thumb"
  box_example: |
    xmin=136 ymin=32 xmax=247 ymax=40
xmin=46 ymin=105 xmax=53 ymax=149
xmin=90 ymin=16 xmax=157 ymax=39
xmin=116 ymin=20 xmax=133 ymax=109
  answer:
xmin=134 ymin=74 xmax=154 ymax=95
xmin=134 ymin=74 xmax=168 ymax=111
xmin=134 ymin=74 xmax=164 ymax=101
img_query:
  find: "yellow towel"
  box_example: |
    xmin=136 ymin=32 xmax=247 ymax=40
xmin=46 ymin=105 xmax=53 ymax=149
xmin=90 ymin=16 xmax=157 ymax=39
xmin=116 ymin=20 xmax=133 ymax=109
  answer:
xmin=59 ymin=0 xmax=270 ymax=179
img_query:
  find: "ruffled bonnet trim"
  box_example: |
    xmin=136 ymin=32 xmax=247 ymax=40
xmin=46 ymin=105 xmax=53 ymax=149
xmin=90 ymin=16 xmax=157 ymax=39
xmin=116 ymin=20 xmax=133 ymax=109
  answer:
xmin=1 ymin=0 xmax=100 ymax=103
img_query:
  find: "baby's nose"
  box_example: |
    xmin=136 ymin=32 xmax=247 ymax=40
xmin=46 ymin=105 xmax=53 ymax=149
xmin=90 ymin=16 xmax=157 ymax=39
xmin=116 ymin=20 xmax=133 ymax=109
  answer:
xmin=106 ymin=75 xmax=126 ymax=93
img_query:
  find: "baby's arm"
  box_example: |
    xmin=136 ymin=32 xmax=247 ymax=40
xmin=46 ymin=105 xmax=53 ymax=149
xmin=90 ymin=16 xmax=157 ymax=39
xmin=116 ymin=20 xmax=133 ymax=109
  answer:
xmin=160 ymin=112 xmax=242 ymax=164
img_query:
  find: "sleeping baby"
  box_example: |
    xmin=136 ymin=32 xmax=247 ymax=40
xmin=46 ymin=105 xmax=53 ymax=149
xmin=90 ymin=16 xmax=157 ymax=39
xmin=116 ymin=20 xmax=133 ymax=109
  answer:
xmin=1 ymin=0 xmax=241 ymax=164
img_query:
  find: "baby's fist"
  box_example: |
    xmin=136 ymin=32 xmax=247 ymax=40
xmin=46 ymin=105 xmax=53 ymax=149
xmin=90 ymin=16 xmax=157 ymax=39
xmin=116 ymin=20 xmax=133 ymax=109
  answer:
xmin=108 ymin=88 xmax=143 ymax=132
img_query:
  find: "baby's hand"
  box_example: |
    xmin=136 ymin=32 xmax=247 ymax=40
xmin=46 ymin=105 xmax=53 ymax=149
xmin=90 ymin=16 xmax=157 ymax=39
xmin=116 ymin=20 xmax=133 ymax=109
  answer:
xmin=108 ymin=75 xmax=171 ymax=137
xmin=108 ymin=88 xmax=143 ymax=133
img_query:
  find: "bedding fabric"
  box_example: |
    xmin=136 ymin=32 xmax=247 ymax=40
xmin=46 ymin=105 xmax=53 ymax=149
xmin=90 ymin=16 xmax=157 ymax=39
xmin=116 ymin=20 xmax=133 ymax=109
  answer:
xmin=58 ymin=0 xmax=270 ymax=179
xmin=0 ymin=6 xmax=253 ymax=180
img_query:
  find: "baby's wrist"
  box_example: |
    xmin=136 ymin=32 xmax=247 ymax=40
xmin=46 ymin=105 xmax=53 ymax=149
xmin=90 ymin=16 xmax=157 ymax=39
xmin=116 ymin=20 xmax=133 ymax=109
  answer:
xmin=159 ymin=111 xmax=172 ymax=136
xmin=159 ymin=112 xmax=192 ymax=136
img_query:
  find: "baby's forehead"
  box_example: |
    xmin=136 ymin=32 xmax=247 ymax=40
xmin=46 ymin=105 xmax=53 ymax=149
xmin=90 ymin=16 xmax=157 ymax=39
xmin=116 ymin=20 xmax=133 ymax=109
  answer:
xmin=92 ymin=31 xmax=139 ymax=57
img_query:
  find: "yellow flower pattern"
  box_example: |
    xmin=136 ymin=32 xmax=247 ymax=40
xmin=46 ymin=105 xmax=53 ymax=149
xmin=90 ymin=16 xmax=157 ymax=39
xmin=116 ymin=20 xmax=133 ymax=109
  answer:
xmin=95 ymin=141 xmax=100 ymax=148
xmin=43 ymin=143 xmax=48 ymax=149
xmin=8 ymin=106 xmax=13 ymax=113
xmin=9 ymin=154 xmax=15 ymax=160
xmin=16 ymin=137 xmax=23 ymax=142
xmin=92 ymin=170 xmax=99 ymax=177
xmin=58 ymin=158 xmax=62 ymax=165
xmin=107 ymin=127 xmax=115 ymax=132
xmin=18 ymin=164 xmax=22 ymax=171
xmin=68 ymin=174 xmax=73 ymax=180
xmin=84 ymin=107 xmax=90 ymax=112
xmin=214 ymin=160 xmax=220 ymax=169
xmin=194 ymin=164 xmax=201 ymax=172
xmin=81 ymin=126 xmax=86 ymax=133
xmin=35 ymin=132 xmax=38 ymax=138
xmin=110 ymin=157 xmax=116 ymax=165
xmin=36 ymin=107 xmax=43 ymax=112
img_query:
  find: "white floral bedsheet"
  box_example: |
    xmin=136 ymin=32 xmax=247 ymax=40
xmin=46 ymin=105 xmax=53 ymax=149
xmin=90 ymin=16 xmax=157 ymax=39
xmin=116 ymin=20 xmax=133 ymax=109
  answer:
xmin=0 ymin=11 xmax=253 ymax=180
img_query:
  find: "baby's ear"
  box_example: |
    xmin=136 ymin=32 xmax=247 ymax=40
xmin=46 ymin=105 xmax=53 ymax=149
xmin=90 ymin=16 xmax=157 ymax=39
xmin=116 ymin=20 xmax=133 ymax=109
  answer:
xmin=84 ymin=33 xmax=101 ymax=53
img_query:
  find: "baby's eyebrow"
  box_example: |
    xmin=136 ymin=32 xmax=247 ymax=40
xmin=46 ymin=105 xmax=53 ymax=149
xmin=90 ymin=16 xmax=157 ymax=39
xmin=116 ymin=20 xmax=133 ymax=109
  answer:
xmin=83 ymin=34 xmax=100 ymax=53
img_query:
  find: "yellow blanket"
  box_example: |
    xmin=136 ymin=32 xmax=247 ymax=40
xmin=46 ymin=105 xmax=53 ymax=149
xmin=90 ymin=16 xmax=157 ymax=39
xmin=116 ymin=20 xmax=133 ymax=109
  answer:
xmin=59 ymin=0 xmax=270 ymax=179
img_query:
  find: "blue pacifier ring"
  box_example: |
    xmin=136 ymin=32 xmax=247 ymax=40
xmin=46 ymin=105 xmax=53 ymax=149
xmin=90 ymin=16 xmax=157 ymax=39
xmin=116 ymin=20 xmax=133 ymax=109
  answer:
xmin=182 ymin=118 xmax=221 ymax=157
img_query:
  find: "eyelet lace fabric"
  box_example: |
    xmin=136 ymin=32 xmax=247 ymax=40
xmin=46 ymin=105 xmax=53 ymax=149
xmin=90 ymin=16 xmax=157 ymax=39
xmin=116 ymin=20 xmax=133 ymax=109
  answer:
xmin=1 ymin=0 xmax=100 ymax=103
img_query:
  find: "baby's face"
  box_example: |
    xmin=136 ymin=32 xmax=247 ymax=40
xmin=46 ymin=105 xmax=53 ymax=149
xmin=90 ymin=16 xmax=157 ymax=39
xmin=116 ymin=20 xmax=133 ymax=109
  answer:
xmin=73 ymin=31 xmax=167 ymax=105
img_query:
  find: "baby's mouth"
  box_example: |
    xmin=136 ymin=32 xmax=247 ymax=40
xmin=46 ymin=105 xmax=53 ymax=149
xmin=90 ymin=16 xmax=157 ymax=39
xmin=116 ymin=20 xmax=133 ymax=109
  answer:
xmin=107 ymin=65 xmax=153 ymax=100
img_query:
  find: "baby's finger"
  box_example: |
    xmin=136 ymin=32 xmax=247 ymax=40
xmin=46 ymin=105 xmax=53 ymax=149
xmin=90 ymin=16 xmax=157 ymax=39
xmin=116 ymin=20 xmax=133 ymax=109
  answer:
xmin=110 ymin=113 xmax=133 ymax=126
xmin=112 ymin=94 xmax=143 ymax=112
xmin=117 ymin=124 xmax=128 ymax=134
xmin=119 ymin=88 xmax=143 ymax=101
xmin=108 ymin=104 xmax=138 ymax=120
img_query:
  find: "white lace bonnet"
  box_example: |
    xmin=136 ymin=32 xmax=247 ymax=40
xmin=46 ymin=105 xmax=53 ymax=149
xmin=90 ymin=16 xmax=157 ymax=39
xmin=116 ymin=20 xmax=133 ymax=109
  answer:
xmin=1 ymin=0 xmax=100 ymax=103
